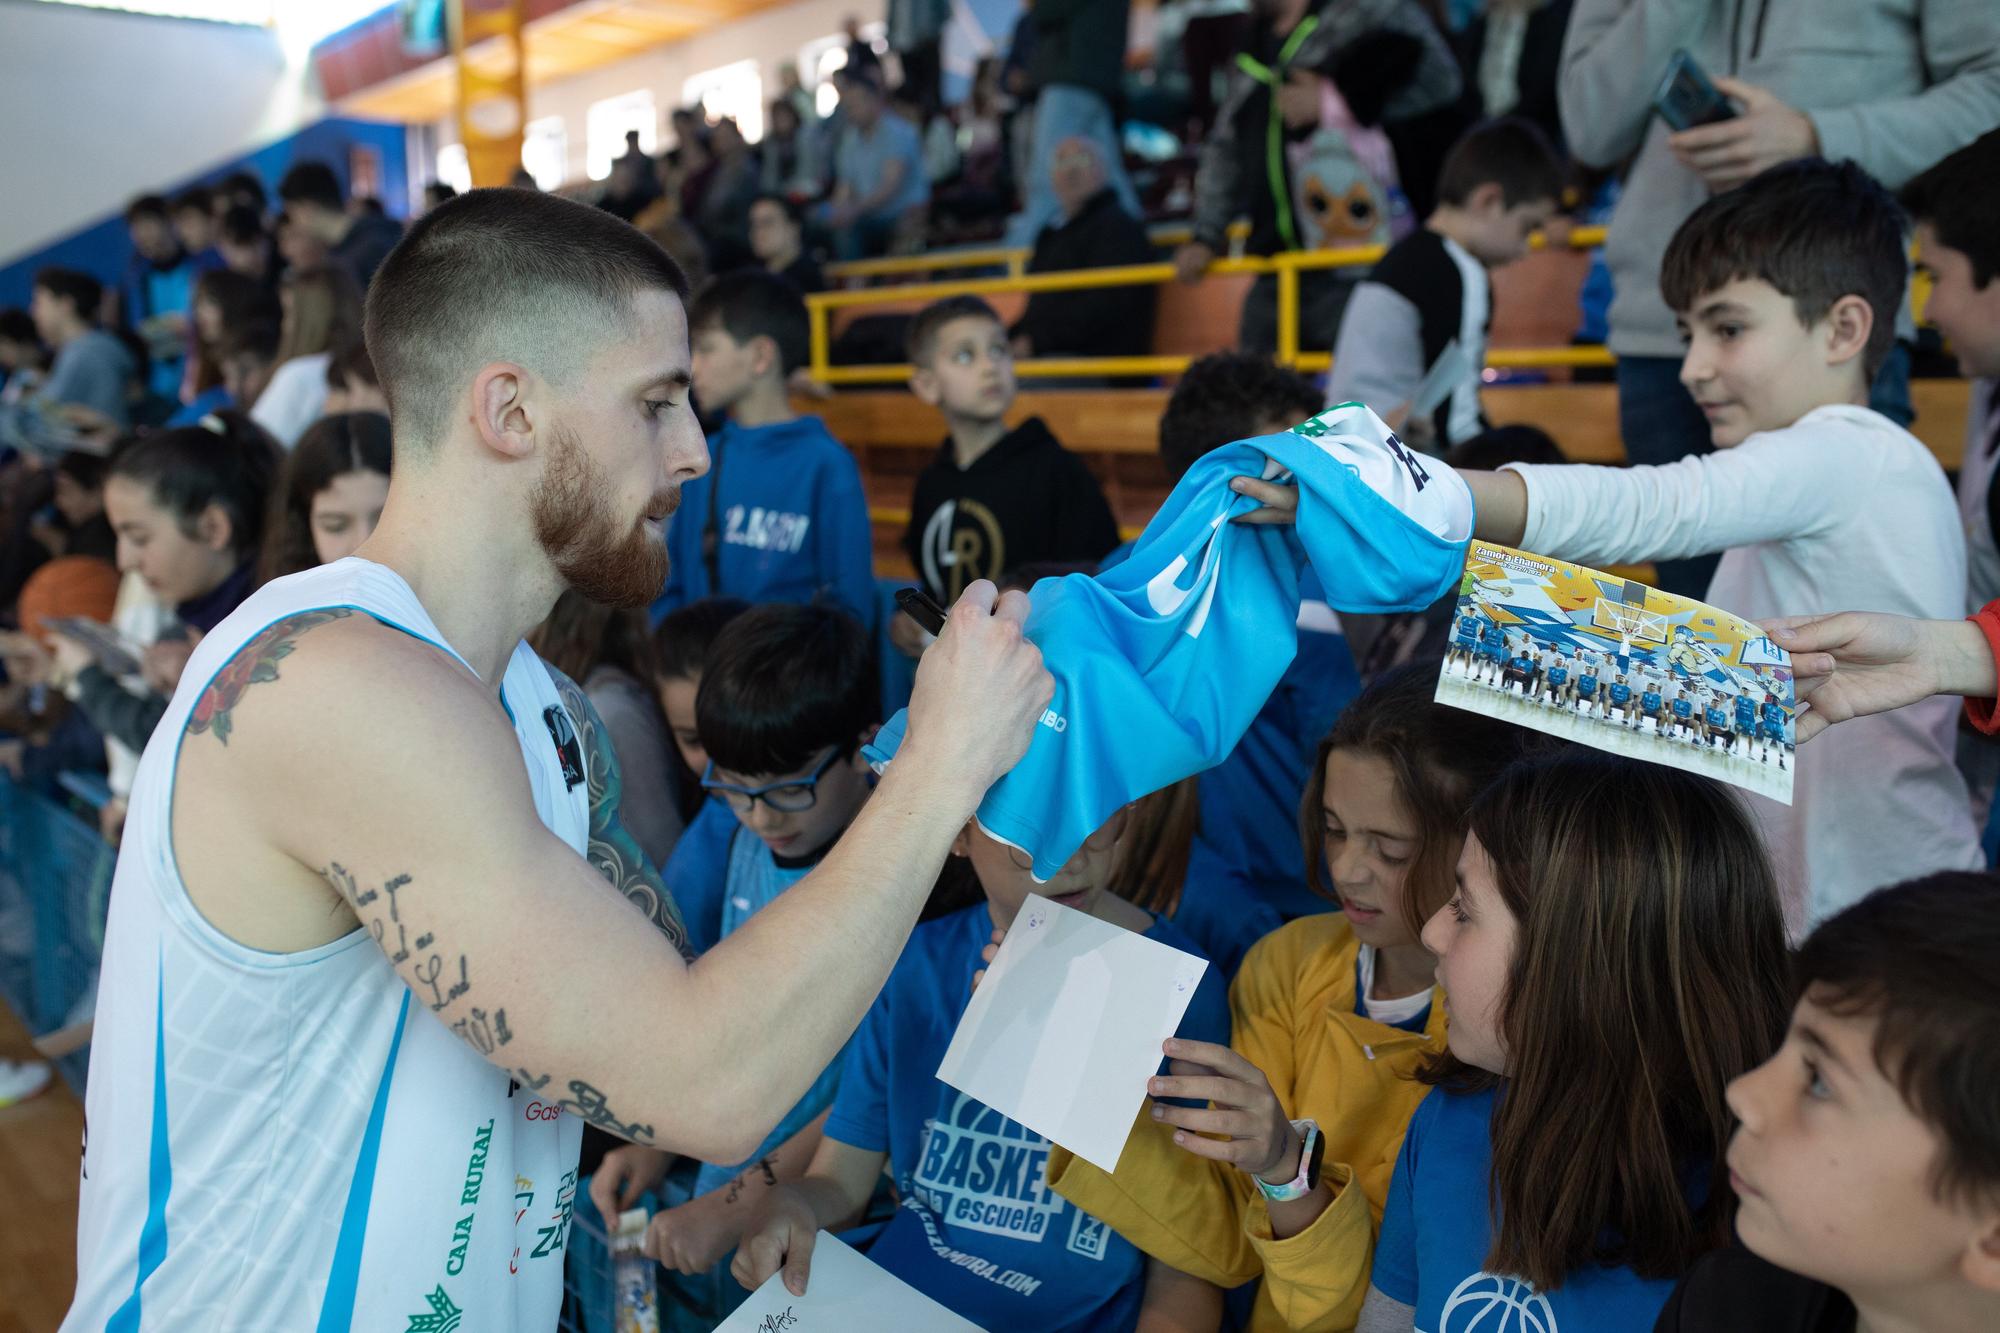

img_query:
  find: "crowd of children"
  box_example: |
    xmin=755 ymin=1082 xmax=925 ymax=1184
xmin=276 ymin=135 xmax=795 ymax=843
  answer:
xmin=9 ymin=78 xmax=2000 ymax=1333
xmin=550 ymin=126 xmax=2000 ymax=1333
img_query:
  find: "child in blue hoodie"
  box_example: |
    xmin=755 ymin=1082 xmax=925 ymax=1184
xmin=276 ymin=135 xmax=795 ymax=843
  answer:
xmin=655 ymin=271 xmax=875 ymax=627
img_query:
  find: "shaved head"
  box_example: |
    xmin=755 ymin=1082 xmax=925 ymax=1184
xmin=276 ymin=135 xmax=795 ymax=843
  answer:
xmin=364 ymin=188 xmax=690 ymax=451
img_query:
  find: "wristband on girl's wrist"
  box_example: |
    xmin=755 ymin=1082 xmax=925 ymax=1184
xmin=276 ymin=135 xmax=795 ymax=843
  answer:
xmin=1254 ymin=1119 xmax=1323 ymax=1203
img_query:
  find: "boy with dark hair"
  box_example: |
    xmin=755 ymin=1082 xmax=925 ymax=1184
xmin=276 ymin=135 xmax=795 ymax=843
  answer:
xmin=122 ymin=192 xmax=205 ymax=398
xmin=278 ymin=159 xmax=402 ymax=289
xmin=27 ymin=268 xmax=134 ymax=426
xmin=653 ymin=596 xmax=754 ymax=958
xmin=892 ymin=295 xmax=1118 ymax=653
xmin=1457 ymin=158 xmax=1980 ymax=929
xmin=590 ymin=602 xmax=881 ymax=1327
xmin=214 ymin=319 xmax=280 ymax=414
xmin=1158 ymin=352 xmax=1323 ymax=481
xmin=171 ymin=186 xmax=219 ymax=260
xmin=1326 ymin=116 xmax=1564 ymax=451
xmin=214 ymin=169 xmax=268 ymax=219
xmin=216 ymin=203 xmax=274 ymax=283
xmin=0 ymin=307 xmax=48 ymax=405
xmin=1656 ymin=870 xmax=2000 ymax=1333
xmin=748 ymin=192 xmax=824 ymax=295
xmin=1903 ymin=129 xmax=2000 ymax=613
xmin=658 ymin=270 xmax=874 ymax=627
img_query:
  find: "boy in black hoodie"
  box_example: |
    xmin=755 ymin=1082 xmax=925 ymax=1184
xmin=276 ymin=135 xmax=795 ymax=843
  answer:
xmin=890 ymin=296 xmax=1119 ymax=657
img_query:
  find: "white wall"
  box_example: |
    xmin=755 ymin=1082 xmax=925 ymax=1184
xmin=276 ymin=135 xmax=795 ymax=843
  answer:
xmin=428 ymin=0 xmax=865 ymax=185
xmin=0 ymin=1 xmax=323 ymax=266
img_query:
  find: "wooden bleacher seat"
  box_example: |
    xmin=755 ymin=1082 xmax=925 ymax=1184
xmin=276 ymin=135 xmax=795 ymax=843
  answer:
xmin=805 ymin=379 xmax=1973 ymax=582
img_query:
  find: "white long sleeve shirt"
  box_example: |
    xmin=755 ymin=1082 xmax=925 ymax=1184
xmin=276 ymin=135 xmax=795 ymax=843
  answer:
xmin=1507 ymin=404 xmax=1982 ymax=931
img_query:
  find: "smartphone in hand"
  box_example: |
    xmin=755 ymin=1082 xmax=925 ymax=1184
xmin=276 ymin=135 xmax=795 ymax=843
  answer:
xmin=894 ymin=586 xmax=949 ymax=637
xmin=1655 ymin=49 xmax=1736 ymax=132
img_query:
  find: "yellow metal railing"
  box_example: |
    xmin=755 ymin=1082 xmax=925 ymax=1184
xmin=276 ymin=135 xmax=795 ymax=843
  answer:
xmin=806 ymin=226 xmax=1611 ymax=385
xmin=822 ymin=219 xmax=1264 ymax=284
xmin=827 ymin=247 xmax=1029 ymax=281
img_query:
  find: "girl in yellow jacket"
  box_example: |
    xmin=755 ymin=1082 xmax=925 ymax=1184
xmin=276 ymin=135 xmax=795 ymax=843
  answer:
xmin=1048 ymin=665 xmax=1534 ymax=1332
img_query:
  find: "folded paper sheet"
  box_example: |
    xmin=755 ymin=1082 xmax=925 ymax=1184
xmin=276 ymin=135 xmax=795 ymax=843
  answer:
xmin=936 ymin=895 xmax=1210 ymax=1173
xmin=714 ymin=1231 xmax=983 ymax=1332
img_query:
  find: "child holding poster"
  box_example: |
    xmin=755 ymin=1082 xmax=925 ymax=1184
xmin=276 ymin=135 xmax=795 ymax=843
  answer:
xmin=1442 ymin=160 xmax=1982 ymax=928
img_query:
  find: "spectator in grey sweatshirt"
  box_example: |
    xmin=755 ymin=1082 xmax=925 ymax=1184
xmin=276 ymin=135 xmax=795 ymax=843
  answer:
xmin=30 ymin=268 xmax=135 ymax=426
xmin=1560 ymin=0 xmax=2000 ymax=597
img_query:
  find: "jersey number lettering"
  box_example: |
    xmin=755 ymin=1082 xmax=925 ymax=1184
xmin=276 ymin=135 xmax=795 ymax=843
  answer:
xmin=1384 ymin=432 xmax=1431 ymax=492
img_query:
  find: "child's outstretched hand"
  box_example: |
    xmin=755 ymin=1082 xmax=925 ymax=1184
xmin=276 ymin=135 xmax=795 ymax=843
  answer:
xmin=1148 ymin=1037 xmax=1300 ymax=1185
xmin=1229 ymin=476 xmax=1298 ymax=526
xmin=732 ymin=1185 xmax=819 ymax=1296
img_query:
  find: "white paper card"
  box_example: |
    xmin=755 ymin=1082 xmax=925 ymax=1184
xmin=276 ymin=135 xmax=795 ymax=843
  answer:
xmin=713 ymin=1231 xmax=983 ymax=1333
xmin=935 ymin=894 xmax=1209 ymax=1173
xmin=1409 ymin=336 xmax=1473 ymax=419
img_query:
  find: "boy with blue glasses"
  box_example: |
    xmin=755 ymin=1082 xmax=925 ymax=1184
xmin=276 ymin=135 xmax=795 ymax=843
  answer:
xmin=588 ymin=601 xmax=880 ymax=1328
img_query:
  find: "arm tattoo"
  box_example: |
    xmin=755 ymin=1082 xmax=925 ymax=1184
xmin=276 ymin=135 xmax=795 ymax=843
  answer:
xmin=546 ymin=666 xmax=695 ymax=961
xmin=510 ymin=1069 xmax=657 ymax=1145
xmin=188 ymin=607 xmax=353 ymax=745
xmin=321 ymin=861 xmax=477 ymax=1016
xmin=722 ymin=1156 xmax=779 ymax=1205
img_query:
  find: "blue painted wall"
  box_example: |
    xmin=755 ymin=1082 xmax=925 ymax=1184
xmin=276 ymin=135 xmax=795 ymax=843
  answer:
xmin=0 ymin=116 xmax=409 ymax=313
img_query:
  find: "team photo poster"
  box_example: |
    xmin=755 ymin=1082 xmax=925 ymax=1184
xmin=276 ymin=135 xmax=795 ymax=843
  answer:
xmin=1436 ymin=543 xmax=1797 ymax=804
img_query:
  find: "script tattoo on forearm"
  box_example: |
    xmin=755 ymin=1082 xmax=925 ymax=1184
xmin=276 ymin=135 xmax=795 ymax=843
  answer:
xmin=321 ymin=862 xmax=472 ymax=1014
xmin=509 ymin=1069 xmax=658 ymax=1145
xmin=188 ymin=607 xmax=352 ymax=745
xmin=722 ymin=1156 xmax=780 ymax=1205
xmin=548 ymin=667 xmax=695 ymax=961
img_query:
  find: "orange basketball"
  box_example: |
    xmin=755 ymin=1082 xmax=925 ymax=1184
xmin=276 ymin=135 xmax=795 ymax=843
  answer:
xmin=17 ymin=555 xmax=121 ymax=644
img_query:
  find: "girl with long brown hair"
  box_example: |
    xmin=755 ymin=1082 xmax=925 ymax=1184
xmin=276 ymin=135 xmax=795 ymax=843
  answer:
xmin=248 ymin=263 xmax=362 ymax=446
xmin=1356 ymin=749 xmax=1792 ymax=1331
xmin=257 ymin=411 xmax=391 ymax=584
xmin=1047 ymin=666 xmax=1532 ymax=1332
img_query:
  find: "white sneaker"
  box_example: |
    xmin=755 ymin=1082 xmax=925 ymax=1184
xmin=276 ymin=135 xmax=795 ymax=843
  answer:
xmin=0 ymin=1058 xmax=52 ymax=1107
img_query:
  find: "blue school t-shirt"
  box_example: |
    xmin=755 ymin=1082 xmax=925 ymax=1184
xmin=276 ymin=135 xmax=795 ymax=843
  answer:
xmin=1373 ymin=1085 xmax=1683 ymax=1332
xmin=661 ymin=798 xmax=738 ymax=956
xmin=693 ymin=831 xmax=849 ymax=1197
xmin=825 ymin=903 xmax=1231 ymax=1333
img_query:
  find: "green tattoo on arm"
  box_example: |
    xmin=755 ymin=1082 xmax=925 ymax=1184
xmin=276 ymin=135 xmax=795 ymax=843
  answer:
xmin=547 ymin=665 xmax=695 ymax=961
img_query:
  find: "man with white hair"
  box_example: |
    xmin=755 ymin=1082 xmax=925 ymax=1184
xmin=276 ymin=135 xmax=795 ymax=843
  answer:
xmin=1011 ymin=137 xmax=1158 ymax=363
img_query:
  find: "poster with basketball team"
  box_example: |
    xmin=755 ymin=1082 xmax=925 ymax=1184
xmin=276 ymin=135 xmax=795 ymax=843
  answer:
xmin=1435 ymin=543 xmax=1797 ymax=804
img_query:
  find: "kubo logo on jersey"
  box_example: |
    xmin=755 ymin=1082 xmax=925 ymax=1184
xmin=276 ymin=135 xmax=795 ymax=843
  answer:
xmin=1038 ymin=709 xmax=1067 ymax=733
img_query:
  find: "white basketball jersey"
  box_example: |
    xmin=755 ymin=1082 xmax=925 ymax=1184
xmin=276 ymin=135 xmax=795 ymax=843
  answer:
xmin=65 ymin=558 xmax=590 ymax=1332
